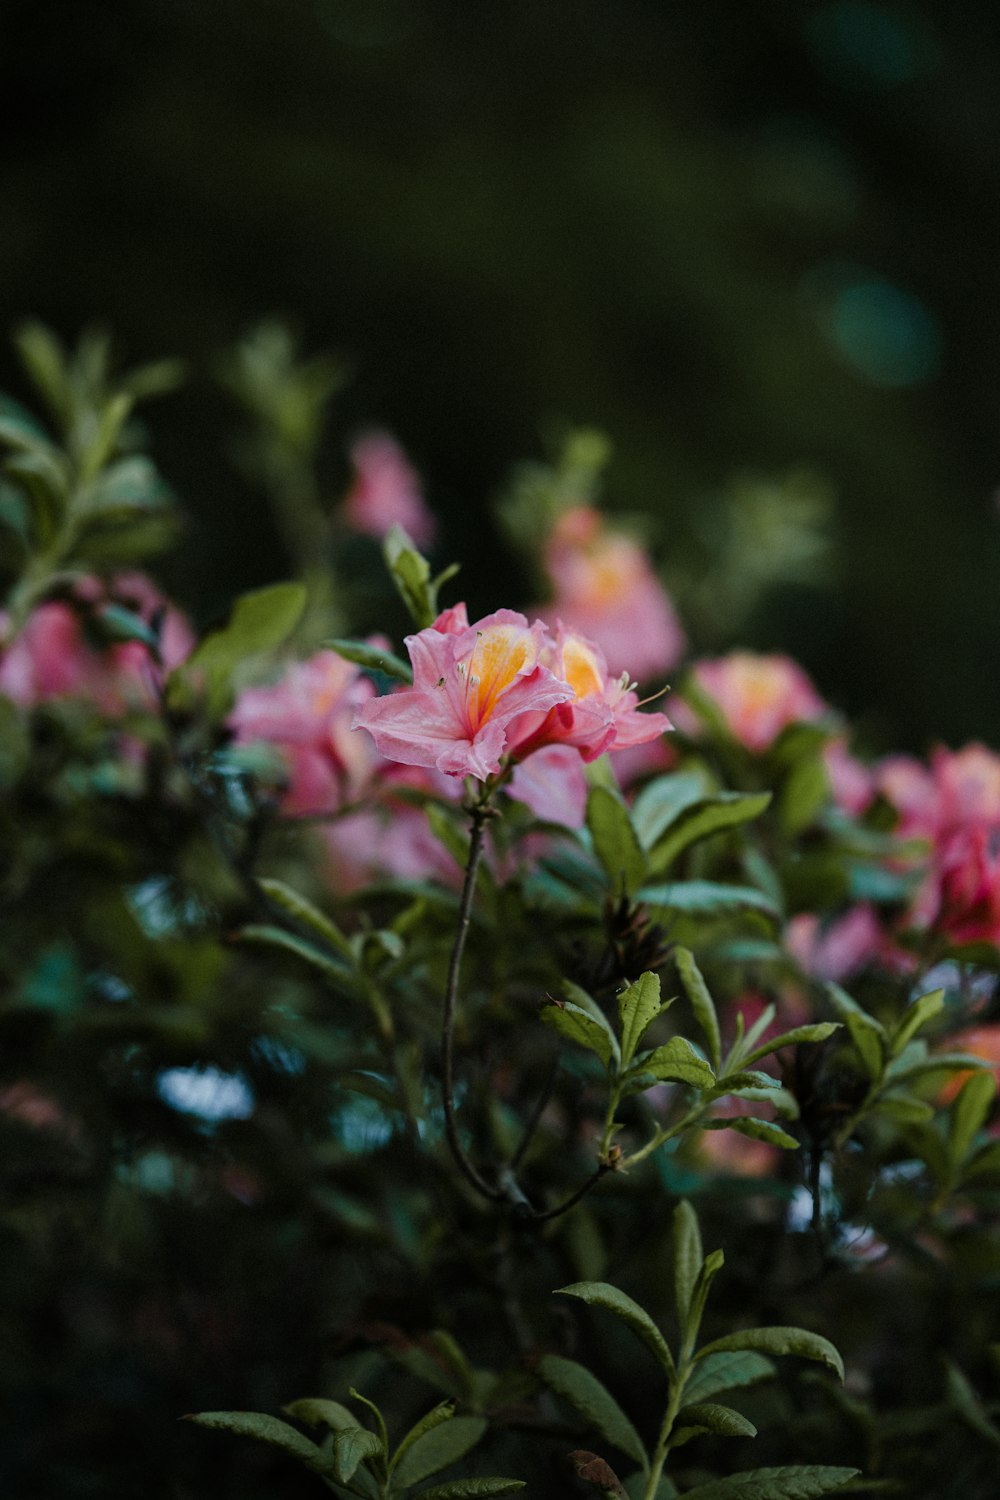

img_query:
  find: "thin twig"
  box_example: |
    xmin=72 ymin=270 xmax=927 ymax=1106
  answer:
xmin=526 ymin=1164 xmax=612 ymax=1224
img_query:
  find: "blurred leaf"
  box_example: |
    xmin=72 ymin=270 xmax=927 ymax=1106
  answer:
xmin=327 ymin=636 xmax=413 ymax=681
xmin=890 ymin=989 xmax=944 ymax=1057
xmin=588 ymin=786 xmax=647 ymax=897
xmin=167 ymin=581 xmax=307 ymax=716
xmin=675 ymin=947 xmax=722 ymax=1071
xmin=944 ymin=1362 xmax=1000 ymax=1447
xmin=631 ymin=772 xmax=707 ymax=851
xmin=15 ymin=321 xmax=70 ymax=424
xmin=233 ymin=924 xmax=355 ymax=987
xmin=949 ymin=1071 xmax=998 ymax=1166
xmin=538 ymin=1355 xmax=647 ymax=1470
xmin=647 ymin=792 xmax=771 ymax=877
xmin=258 ymin=876 xmax=356 ymax=961
xmin=739 ymin=1023 xmax=840 ymax=1070
xmin=704 ymin=1118 xmax=799 ymax=1150
xmin=639 ymin=880 xmax=780 ymax=921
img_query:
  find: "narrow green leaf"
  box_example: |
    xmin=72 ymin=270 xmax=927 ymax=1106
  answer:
xmin=681 ymin=1351 xmax=776 ymax=1405
xmin=704 ymin=1118 xmax=799 ymax=1150
xmin=950 ymin=1071 xmax=998 ymax=1165
xmin=0 ymin=394 xmax=55 ymax=453
xmin=184 ymin=1411 xmax=329 ymax=1472
xmin=695 ymin=1328 xmax=845 ymax=1383
xmin=647 ymin=792 xmax=772 ymax=876
xmin=870 ymin=1094 xmax=935 ymax=1125
xmin=945 ymin=1362 xmax=1000 ymax=1448
xmin=638 ymin=881 xmax=780 ymax=921
xmin=15 ymin=321 xmax=70 ymax=422
xmin=681 ymin=1466 xmax=859 ymax=1499
xmin=283 ymin=1398 xmax=357 ymax=1431
xmin=414 ymin=1481 xmax=525 ymax=1500
xmin=326 ymin=637 xmax=413 ymax=682
xmin=739 ymin=1024 xmax=840 ymax=1070
xmin=538 ymin=1354 xmax=647 ymax=1471
xmin=618 ymin=971 xmax=664 ymax=1066
xmin=587 ymin=786 xmax=647 ymax=897
xmin=79 ymin=391 xmax=134 ymax=482
xmin=168 ymin=581 xmax=307 ymax=715
xmin=258 ymin=877 xmax=356 ymax=961
xmin=393 ymin=1416 xmax=487 ymax=1487
xmin=962 ymin=1139 xmax=1000 ymax=1182
xmin=541 ymin=1000 xmax=615 ymax=1070
xmin=383 ymin=525 xmax=437 ymax=627
xmin=631 ymin=772 xmax=707 ymax=851
xmin=891 ymin=989 xmax=945 ymax=1057
xmin=390 ymin=1402 xmax=456 ymax=1475
xmin=672 ymin=1402 xmax=757 ymax=1441
xmin=675 ymin=948 xmax=722 ymax=1071
xmin=713 ymin=1070 xmax=781 ymax=1093
xmin=643 ymin=1038 xmax=716 ymax=1090
xmin=556 ymin=1281 xmax=675 ymax=1374
xmin=233 ymin=924 xmax=353 ymax=985
xmin=673 ymin=1200 xmax=703 ymax=1331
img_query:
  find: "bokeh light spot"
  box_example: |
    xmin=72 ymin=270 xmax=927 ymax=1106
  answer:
xmin=805 ymin=2 xmax=940 ymax=90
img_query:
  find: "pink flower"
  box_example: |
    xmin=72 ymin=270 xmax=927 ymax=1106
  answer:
xmin=915 ymin=827 xmax=1000 ymax=947
xmin=353 ymin=608 xmax=575 ymax=781
xmin=678 ymin=652 xmax=827 ymax=753
xmin=507 ymin=744 xmax=590 ymax=829
xmin=342 ymin=430 xmax=436 ymax=549
xmin=539 ymin=505 xmax=685 ymax=682
xmin=824 ymin=738 xmax=875 ymax=817
xmin=786 ymin=905 xmax=886 ymax=982
xmin=230 ymin=650 xmax=378 ymax=816
xmin=507 ymin=624 xmax=671 ymax=765
xmin=0 ymin=573 xmax=194 ymax=712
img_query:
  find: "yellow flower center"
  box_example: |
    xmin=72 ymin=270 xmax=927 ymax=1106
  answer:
xmin=463 ymin=625 xmax=537 ymax=730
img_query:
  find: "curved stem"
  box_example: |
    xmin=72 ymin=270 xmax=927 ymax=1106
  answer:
xmin=526 ymin=1163 xmax=611 ymax=1223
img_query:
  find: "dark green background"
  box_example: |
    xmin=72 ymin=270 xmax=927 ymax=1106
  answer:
xmin=3 ymin=0 xmax=999 ymax=748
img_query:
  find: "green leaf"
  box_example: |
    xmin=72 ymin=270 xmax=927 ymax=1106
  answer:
xmin=587 ymin=786 xmax=647 ymax=896
xmin=778 ymin=753 xmax=832 ymax=836
xmin=258 ymin=877 xmax=356 ymax=961
xmin=541 ymin=999 xmax=615 ymax=1071
xmin=538 ymin=1355 xmax=647 ymax=1471
xmin=945 ymin=1361 xmax=1000 ymax=1447
xmin=673 ymin=1200 xmax=703 ymax=1331
xmin=647 ymin=792 xmax=772 ymax=876
xmin=393 ymin=1416 xmax=487 ymax=1488
xmin=0 ymin=394 xmax=55 ymax=453
xmin=638 ymin=881 xmax=780 ymax=921
xmin=962 ymin=1139 xmax=1000 ymax=1182
xmin=168 ymin=581 xmax=307 ymax=716
xmin=618 ymin=971 xmax=666 ymax=1066
xmin=738 ymin=1023 xmax=840 ymax=1070
xmin=826 ymin=985 xmax=885 ymax=1082
xmin=391 ymin=1402 xmax=457 ymax=1475
xmin=414 ymin=1482 xmax=525 ymax=1500
xmin=696 ymin=1328 xmax=845 ymax=1382
xmin=79 ymin=391 xmax=134 ymax=482
xmin=184 ymin=1411 xmax=330 ymax=1473
xmin=334 ymin=1425 xmax=385 ymax=1483
xmin=704 ymin=1118 xmax=799 ymax=1150
xmin=675 ymin=948 xmax=722 ymax=1072
xmin=950 ymin=1071 xmax=998 ymax=1165
xmin=631 ymin=772 xmax=707 ymax=850
xmin=671 ymin=1402 xmax=757 ymax=1443
xmin=383 ymin=525 xmax=439 ymax=627
xmin=890 ymin=989 xmax=945 ymax=1057
xmin=681 ymin=1351 xmax=776 ymax=1405
xmin=326 ymin=637 xmax=414 ymax=682
xmin=15 ymin=321 xmax=70 ymax=422
xmin=233 ymin=924 xmax=354 ymax=986
xmin=643 ymin=1038 xmax=716 ymax=1090
xmin=556 ymin=1281 xmax=675 ymax=1374
xmin=871 ymin=1094 xmax=935 ymax=1125
xmin=681 ymin=1466 xmax=859 ymax=1499
xmin=283 ymin=1398 xmax=357 ymax=1431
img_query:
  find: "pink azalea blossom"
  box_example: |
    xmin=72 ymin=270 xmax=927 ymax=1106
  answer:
xmin=230 ymin=650 xmax=378 ymax=817
xmin=353 ymin=608 xmax=576 ymax=781
xmin=342 ymin=430 xmax=436 ymax=549
xmin=914 ymin=826 xmax=1000 ymax=947
xmin=677 ymin=652 xmax=827 ymax=753
xmin=823 ymin=738 xmax=875 ymax=817
xmin=786 ymin=905 xmax=886 ymax=982
xmin=507 ymin=744 xmax=590 ymax=830
xmin=539 ymin=505 xmax=685 ymax=681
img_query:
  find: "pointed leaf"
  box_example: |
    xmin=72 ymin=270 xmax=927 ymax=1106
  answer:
xmin=168 ymin=581 xmax=307 ymax=716
xmin=739 ymin=1024 xmax=841 ymax=1070
xmin=643 ymin=1038 xmax=716 ymax=1090
xmin=326 ymin=637 xmax=413 ymax=682
xmin=638 ymin=881 xmax=780 ymax=921
xmin=283 ymin=1398 xmax=357 ymax=1432
xmin=672 ymin=1402 xmax=757 ymax=1441
xmin=673 ymin=1200 xmax=703 ymax=1330
xmin=258 ymin=877 xmax=356 ymax=961
xmin=675 ymin=948 xmax=722 ymax=1071
xmin=950 ymin=1071 xmax=998 ymax=1165
xmin=557 ymin=1281 xmax=674 ymax=1374
xmin=233 ymin=924 xmax=354 ymax=987
xmin=681 ymin=1466 xmax=859 ymax=1499
xmin=891 ymin=989 xmax=945 ymax=1057
xmin=618 ymin=971 xmax=665 ymax=1066
xmin=945 ymin=1361 xmax=1000 ymax=1447
xmin=390 ymin=1403 xmax=457 ymax=1475
xmin=647 ymin=792 xmax=772 ymax=876
xmin=393 ymin=1416 xmax=487 ymax=1488
xmin=682 ymin=1351 xmax=776 ymax=1405
xmin=695 ymin=1328 xmax=844 ymax=1382
xmin=588 ymin=786 xmax=647 ymax=897
xmin=538 ymin=1355 xmax=647 ymax=1471
xmin=632 ymin=772 xmax=707 ymax=850
xmin=184 ymin=1411 xmax=329 ymax=1473
xmin=541 ymin=1000 xmax=615 ymax=1071
xmin=704 ymin=1118 xmax=799 ymax=1150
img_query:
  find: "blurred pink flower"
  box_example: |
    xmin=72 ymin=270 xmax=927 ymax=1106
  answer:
xmin=824 ymin=738 xmax=875 ymax=817
xmin=230 ymin=650 xmax=378 ymax=817
xmin=539 ymin=505 xmax=685 ymax=682
xmin=0 ymin=572 xmax=194 ymax=712
xmin=678 ymin=652 xmax=827 ymax=753
xmin=786 ymin=905 xmax=885 ymax=982
xmin=914 ymin=826 xmax=1000 ymax=947
xmin=342 ymin=430 xmax=436 ymax=549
